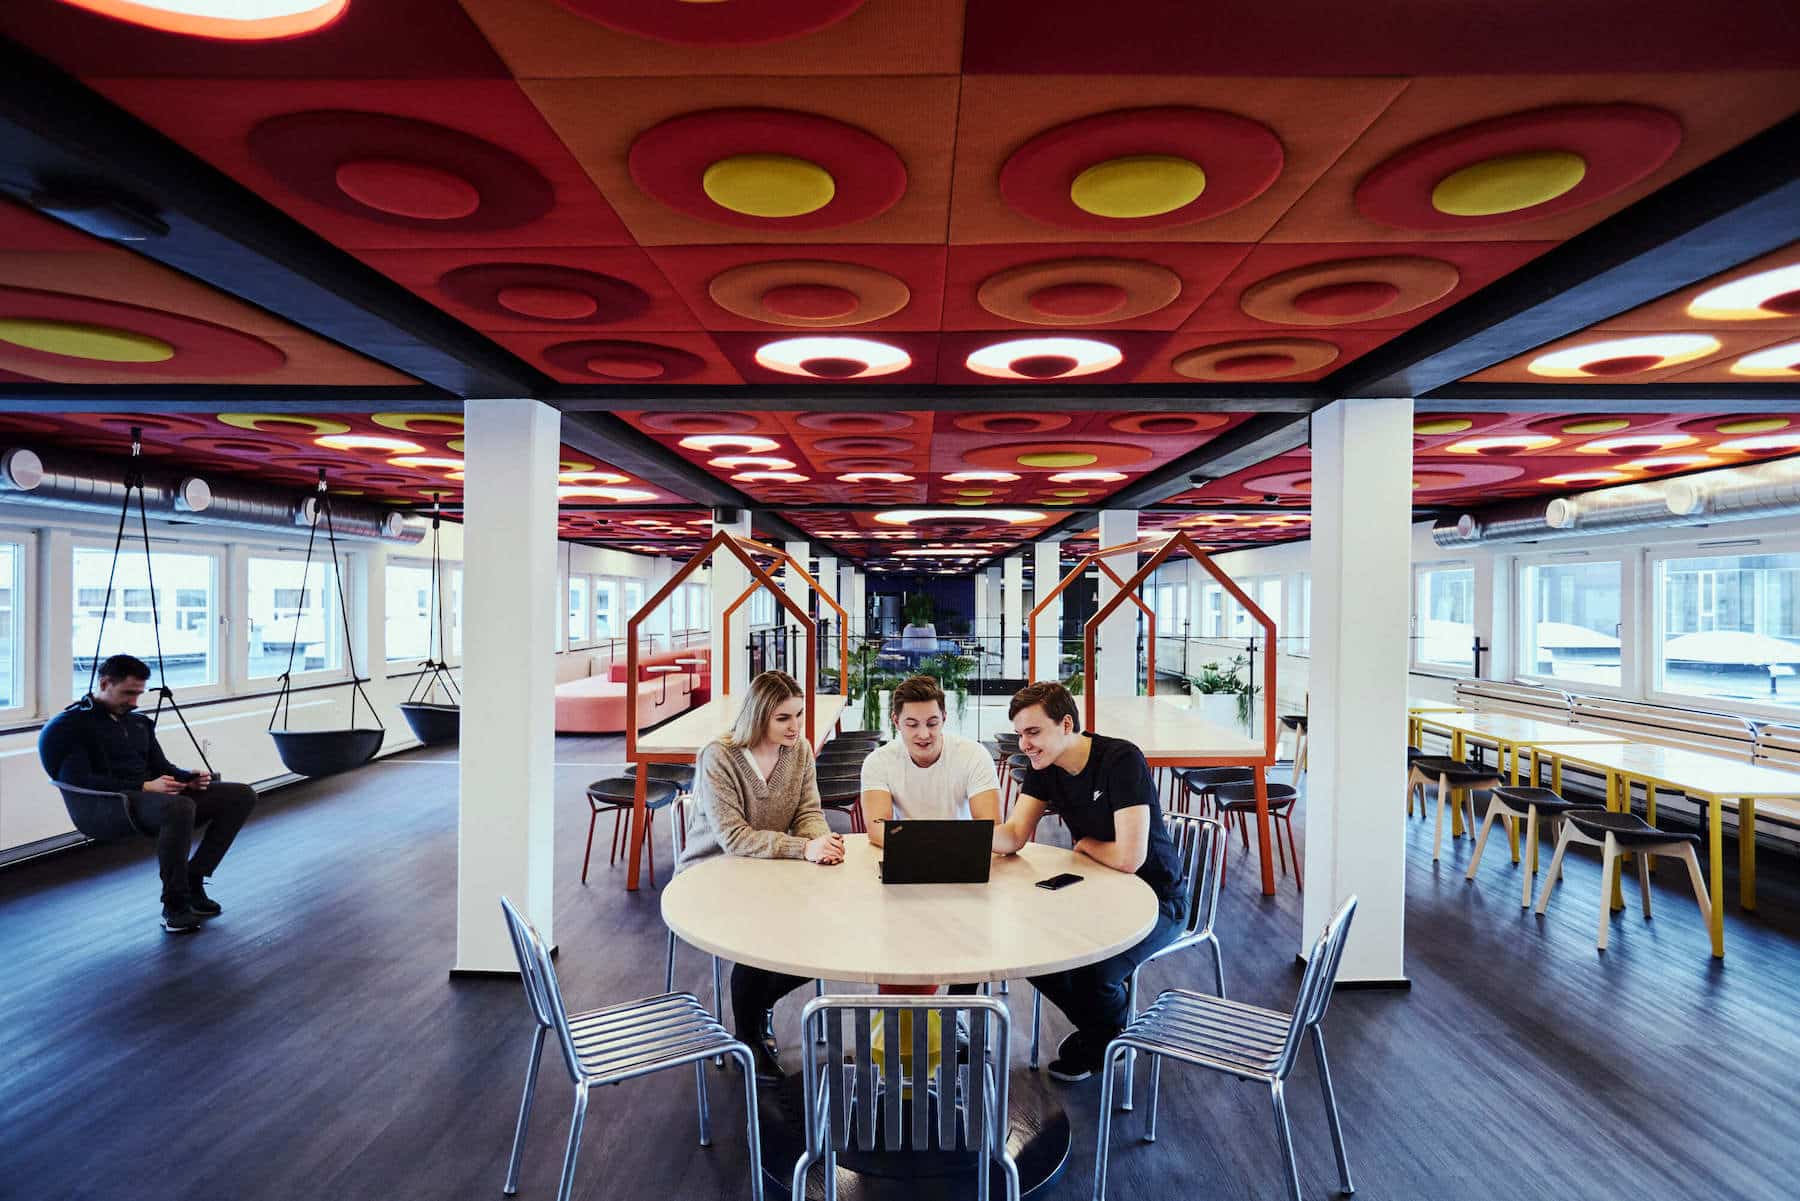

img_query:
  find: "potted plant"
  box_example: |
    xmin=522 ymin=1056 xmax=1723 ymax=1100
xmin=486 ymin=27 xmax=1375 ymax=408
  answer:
xmin=848 ymin=641 xmax=894 ymax=731
xmin=919 ymin=650 xmax=974 ymax=719
xmin=1187 ymin=656 xmax=1258 ymax=731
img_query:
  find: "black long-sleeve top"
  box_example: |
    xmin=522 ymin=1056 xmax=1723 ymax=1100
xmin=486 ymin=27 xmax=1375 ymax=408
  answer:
xmin=37 ymin=700 xmax=193 ymax=793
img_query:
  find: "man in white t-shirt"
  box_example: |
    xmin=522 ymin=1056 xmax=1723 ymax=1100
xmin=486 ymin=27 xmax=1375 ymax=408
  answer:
xmin=860 ymin=674 xmax=1001 ymax=846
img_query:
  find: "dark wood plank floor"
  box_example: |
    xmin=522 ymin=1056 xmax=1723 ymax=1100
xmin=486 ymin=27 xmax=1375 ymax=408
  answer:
xmin=3 ymin=739 xmax=1796 ymax=1201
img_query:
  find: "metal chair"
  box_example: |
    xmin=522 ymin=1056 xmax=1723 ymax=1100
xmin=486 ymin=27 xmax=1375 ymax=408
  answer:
xmin=791 ymin=993 xmax=1021 ymax=1201
xmin=498 ymin=896 xmax=764 ymax=1201
xmin=1093 ymin=896 xmax=1359 ymax=1201
xmin=1028 ymin=813 xmax=1228 ymax=1078
xmin=627 ymin=762 xmax=697 ymax=853
xmin=1533 ymin=809 xmax=1713 ymax=952
xmin=582 ymin=777 xmax=678 ymax=886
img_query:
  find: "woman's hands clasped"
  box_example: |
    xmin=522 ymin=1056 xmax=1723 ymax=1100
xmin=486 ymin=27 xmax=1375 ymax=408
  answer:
xmin=804 ymin=832 xmax=845 ymax=865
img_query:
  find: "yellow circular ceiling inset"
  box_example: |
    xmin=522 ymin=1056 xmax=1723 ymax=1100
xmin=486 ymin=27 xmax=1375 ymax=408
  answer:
xmin=956 ymin=489 xmax=995 ymax=497
xmin=702 ymin=154 xmax=836 ymax=219
xmin=219 ymin=413 xmax=351 ymax=435
xmin=1413 ymin=418 xmax=1473 ymax=436
xmin=1715 ymin=417 xmax=1791 ymax=434
xmin=1431 ymin=150 xmax=1587 ymax=217
xmin=0 ymin=318 xmax=174 ymax=363
xmin=1017 ymin=451 xmax=1098 ymax=468
xmin=1051 ymin=489 xmax=1091 ymax=497
xmin=1560 ymin=418 xmax=1632 ymax=434
xmin=1070 ymin=156 xmax=1206 ymax=219
xmin=372 ymin=412 xmax=465 ymax=433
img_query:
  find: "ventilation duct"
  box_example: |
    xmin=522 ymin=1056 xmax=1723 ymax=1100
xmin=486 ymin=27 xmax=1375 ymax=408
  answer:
xmin=0 ymin=446 xmax=424 ymax=544
xmin=1435 ymin=456 xmax=1800 ymax=548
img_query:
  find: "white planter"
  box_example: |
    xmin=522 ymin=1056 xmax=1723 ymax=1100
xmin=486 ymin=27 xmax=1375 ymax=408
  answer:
xmin=1193 ymin=692 xmax=1249 ymax=733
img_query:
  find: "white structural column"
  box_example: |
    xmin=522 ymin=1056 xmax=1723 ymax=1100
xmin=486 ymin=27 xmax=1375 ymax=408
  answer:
xmin=1095 ymin=510 xmax=1139 ymax=696
xmin=456 ymin=399 xmax=559 ymax=973
xmin=1001 ymin=554 xmax=1024 ymax=677
xmin=1032 ymin=538 xmax=1064 ymax=681
xmin=783 ymin=539 xmax=811 ymax=670
xmin=1305 ymin=397 xmax=1413 ymax=983
xmin=711 ymin=509 xmax=753 ymax=697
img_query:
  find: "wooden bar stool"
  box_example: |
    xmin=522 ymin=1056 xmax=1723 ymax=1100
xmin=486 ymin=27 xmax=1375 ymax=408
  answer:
xmin=1534 ymin=809 xmax=1713 ymax=952
xmin=1465 ymin=785 xmax=1581 ymax=907
xmin=1407 ymin=756 xmax=1501 ymax=861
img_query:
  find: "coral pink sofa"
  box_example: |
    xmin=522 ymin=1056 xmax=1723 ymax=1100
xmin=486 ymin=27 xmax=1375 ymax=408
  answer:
xmin=553 ymin=647 xmax=711 ymax=734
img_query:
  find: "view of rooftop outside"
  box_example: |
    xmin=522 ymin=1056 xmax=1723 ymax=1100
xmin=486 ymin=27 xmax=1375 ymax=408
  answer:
xmin=0 ymin=543 xmax=17 ymax=711
xmin=246 ymin=556 xmax=343 ymax=681
xmin=1521 ymin=559 xmax=1623 ymax=687
xmin=71 ymin=547 xmax=214 ymax=698
xmin=1415 ymin=563 xmax=1475 ymax=669
xmin=1658 ymin=551 xmax=1800 ymax=708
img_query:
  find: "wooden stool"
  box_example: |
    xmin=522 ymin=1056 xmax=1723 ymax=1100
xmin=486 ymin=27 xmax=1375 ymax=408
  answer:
xmin=1407 ymin=756 xmax=1501 ymax=861
xmin=1534 ymin=809 xmax=1712 ymax=952
xmin=1466 ymin=785 xmax=1581 ymax=907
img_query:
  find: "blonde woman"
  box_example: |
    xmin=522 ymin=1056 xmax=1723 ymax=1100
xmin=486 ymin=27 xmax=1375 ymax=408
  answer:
xmin=680 ymin=670 xmax=842 ymax=1079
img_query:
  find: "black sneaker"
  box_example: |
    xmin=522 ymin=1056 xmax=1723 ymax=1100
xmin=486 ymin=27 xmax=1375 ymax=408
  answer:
xmin=1046 ymin=1032 xmax=1104 ymax=1083
xmin=741 ymin=1032 xmax=785 ymax=1083
xmin=186 ymin=875 xmax=222 ymax=918
xmin=161 ymin=903 xmax=204 ymax=934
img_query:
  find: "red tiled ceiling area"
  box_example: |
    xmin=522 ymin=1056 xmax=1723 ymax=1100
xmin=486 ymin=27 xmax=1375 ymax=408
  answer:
xmin=2 ymin=2 xmax=1795 ymax=389
xmin=1464 ymin=241 xmax=1800 ymax=385
xmin=1169 ymin=411 xmax=1800 ymax=511
xmin=0 ymin=410 xmax=690 ymax=544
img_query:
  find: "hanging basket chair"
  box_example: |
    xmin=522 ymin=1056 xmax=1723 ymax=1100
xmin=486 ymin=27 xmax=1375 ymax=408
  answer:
xmin=269 ymin=727 xmax=386 ymax=778
xmin=267 ymin=472 xmax=388 ymax=779
xmin=55 ymin=781 xmax=148 ymax=843
xmin=396 ymin=499 xmax=460 ymax=747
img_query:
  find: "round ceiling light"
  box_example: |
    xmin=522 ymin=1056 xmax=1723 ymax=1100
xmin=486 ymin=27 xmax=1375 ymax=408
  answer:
xmin=1624 ymin=455 xmax=1717 ymax=471
xmin=873 ymin=508 xmax=1048 ymax=526
xmin=838 ymin=472 xmax=914 ymax=483
xmin=708 ymin=456 xmax=796 ymax=471
xmin=557 ymin=486 xmax=660 ymax=502
xmin=1443 ymin=435 xmax=1561 ymax=455
xmin=1540 ymin=471 xmax=1633 ymax=486
xmin=964 ymin=336 xmax=1122 ymax=380
xmin=313 ymin=434 xmax=423 ymax=453
xmin=1048 ymin=471 xmax=1127 ymax=484
xmin=1687 ymin=264 xmax=1800 ymax=321
xmin=1528 ymin=334 xmax=1720 ymax=378
xmin=60 ymin=0 xmax=348 ymax=40
xmin=678 ymin=434 xmax=781 ymax=453
xmin=944 ymin=471 xmax=1020 ymax=483
xmin=558 ymin=471 xmax=631 ymax=485
xmin=753 ymin=336 xmax=911 ymax=379
xmin=732 ymin=471 xmax=811 ymax=483
xmin=1574 ymin=433 xmax=1698 ymax=455
xmin=387 ymin=456 xmax=465 ymax=471
xmin=1729 ymin=340 xmax=1800 ymax=378
xmin=1716 ymin=434 xmax=1800 ymax=454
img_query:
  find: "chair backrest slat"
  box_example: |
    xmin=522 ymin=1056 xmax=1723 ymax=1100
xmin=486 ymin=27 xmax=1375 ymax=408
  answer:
xmin=910 ymin=1007 xmax=931 ymax=1150
xmin=881 ymin=1008 xmax=904 ymax=1151
xmin=1275 ymin=895 xmax=1358 ymax=1076
xmin=499 ymin=896 xmax=584 ymax=1083
xmin=825 ymin=1010 xmax=849 ymax=1152
xmin=853 ymin=1013 xmax=875 ymax=1151
xmin=964 ymin=1009 xmax=988 ymax=1152
xmin=1166 ymin=812 xmax=1226 ymax=940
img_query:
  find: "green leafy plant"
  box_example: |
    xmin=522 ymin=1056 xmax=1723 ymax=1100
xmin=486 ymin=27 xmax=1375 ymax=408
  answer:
xmin=1063 ymin=669 xmax=1084 ymax=695
xmin=848 ymin=641 xmax=895 ymax=730
xmin=1188 ymin=655 xmax=1259 ymax=726
xmin=919 ymin=650 xmax=974 ymax=718
xmin=901 ymin=593 xmax=936 ymax=628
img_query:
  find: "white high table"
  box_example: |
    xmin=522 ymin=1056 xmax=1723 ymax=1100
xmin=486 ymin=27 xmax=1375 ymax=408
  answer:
xmin=621 ymin=693 xmax=848 ymax=890
xmin=663 ymin=833 xmax=1158 ymax=1197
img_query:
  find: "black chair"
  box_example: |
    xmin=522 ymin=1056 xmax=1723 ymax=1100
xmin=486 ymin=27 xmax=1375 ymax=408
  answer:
xmin=626 ymin=763 xmax=697 ymax=853
xmin=1407 ymin=756 xmax=1502 ymax=861
xmin=583 ymin=778 xmax=677 ymax=887
xmin=815 ymin=772 xmax=865 ymax=833
xmin=1534 ymin=809 xmax=1712 ymax=952
xmin=1178 ymin=766 xmax=1253 ymax=817
xmin=53 ymin=782 xmax=147 ymax=843
xmin=1466 ymin=785 xmax=1583 ymax=907
xmin=1210 ymin=780 xmax=1301 ymax=890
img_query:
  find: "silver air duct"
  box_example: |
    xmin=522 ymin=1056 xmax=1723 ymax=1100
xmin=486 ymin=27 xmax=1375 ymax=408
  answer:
xmin=1435 ymin=456 xmax=1800 ymax=548
xmin=0 ymin=446 xmax=424 ymax=544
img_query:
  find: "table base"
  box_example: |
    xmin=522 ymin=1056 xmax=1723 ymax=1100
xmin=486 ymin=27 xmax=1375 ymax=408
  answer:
xmin=761 ymin=1069 xmax=1071 ymax=1199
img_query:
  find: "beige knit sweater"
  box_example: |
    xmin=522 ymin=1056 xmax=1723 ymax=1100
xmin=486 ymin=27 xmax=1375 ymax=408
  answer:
xmin=679 ymin=737 xmax=830 ymax=866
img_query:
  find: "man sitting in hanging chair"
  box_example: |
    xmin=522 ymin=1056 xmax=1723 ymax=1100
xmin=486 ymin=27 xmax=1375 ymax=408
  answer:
xmin=38 ymin=654 xmax=258 ymax=934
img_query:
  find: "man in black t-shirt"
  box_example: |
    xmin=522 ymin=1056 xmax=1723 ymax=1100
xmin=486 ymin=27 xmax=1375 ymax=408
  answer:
xmin=991 ymin=681 xmax=1185 ymax=1082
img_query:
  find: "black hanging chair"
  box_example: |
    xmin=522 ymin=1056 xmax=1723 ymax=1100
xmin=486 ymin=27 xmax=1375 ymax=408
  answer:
xmin=55 ymin=428 xmax=216 ymax=841
xmin=398 ymin=494 xmax=460 ymax=747
xmin=267 ymin=471 xmax=384 ymax=777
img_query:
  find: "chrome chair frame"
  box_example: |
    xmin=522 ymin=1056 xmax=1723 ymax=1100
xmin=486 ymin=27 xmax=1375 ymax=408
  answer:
xmin=1093 ymin=896 xmax=1358 ymax=1201
xmin=500 ymin=897 xmax=763 ymax=1201
xmin=791 ymin=994 xmax=1020 ymax=1201
xmin=1028 ymin=812 xmax=1229 ymax=1087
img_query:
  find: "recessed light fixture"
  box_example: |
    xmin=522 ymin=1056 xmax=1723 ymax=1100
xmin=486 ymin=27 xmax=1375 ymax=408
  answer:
xmin=1540 ymin=471 xmax=1633 ymax=486
xmin=1443 ymin=435 xmax=1561 ymax=455
xmin=873 ymin=508 xmax=1048 ymax=526
xmin=1623 ymin=455 xmax=1717 ymax=471
xmin=1575 ymin=433 xmax=1697 ymax=455
xmin=558 ymin=471 xmax=632 ymax=484
xmin=709 ymin=455 xmax=796 ymax=471
xmin=894 ymin=547 xmax=988 ymax=557
xmin=1527 ymin=334 xmax=1720 ymax=378
xmin=732 ymin=471 xmax=810 ymax=484
xmin=60 ymin=0 xmax=349 ymax=41
xmin=678 ymin=435 xmax=781 ymax=453
xmin=754 ymin=336 xmax=911 ymax=380
xmin=964 ymin=336 xmax=1122 ymax=380
xmin=558 ymin=485 xmax=659 ymax=502
xmin=943 ymin=471 xmax=1020 ymax=483
xmin=315 ymin=434 xmax=423 ymax=453
xmin=1048 ymin=471 xmax=1127 ymax=483
xmin=1716 ymin=433 xmax=1800 ymax=454
xmin=838 ymin=472 xmax=914 ymax=483
xmin=1688 ymin=264 xmax=1800 ymax=321
xmin=1729 ymin=340 xmax=1800 ymax=377
xmin=387 ymin=456 xmax=465 ymax=470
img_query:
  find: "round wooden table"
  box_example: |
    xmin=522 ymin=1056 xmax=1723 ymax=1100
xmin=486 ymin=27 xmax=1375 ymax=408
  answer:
xmin=663 ymin=835 xmax=1159 ymax=1199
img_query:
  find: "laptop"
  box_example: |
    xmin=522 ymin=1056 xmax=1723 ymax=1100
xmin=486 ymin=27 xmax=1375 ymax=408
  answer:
xmin=878 ymin=819 xmax=995 ymax=885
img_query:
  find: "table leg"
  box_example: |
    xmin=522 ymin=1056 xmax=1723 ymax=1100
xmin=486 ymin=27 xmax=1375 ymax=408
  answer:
xmin=1254 ymin=766 xmax=1276 ymax=896
xmin=1609 ymin=774 xmax=1628 ymax=912
xmin=1740 ymin=798 xmax=1757 ymax=912
xmin=626 ymin=771 xmax=649 ymax=891
xmin=1503 ymin=741 xmax=1521 ymax=863
xmin=1552 ymin=759 xmax=1563 ymax=793
xmin=1705 ymin=793 xmax=1725 ymax=958
xmin=1645 ymin=784 xmax=1658 ymax=876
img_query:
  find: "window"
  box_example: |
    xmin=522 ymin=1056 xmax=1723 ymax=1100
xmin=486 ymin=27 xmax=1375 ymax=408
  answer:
xmin=593 ymin=579 xmax=617 ymax=639
xmin=73 ymin=547 xmax=217 ymax=694
xmin=0 ymin=541 xmax=22 ymax=711
xmin=1201 ymin=584 xmax=1225 ymax=638
xmin=1415 ymin=563 xmax=1475 ymax=670
xmin=1253 ymin=577 xmax=1283 ymax=644
xmin=568 ymin=575 xmax=589 ymax=643
xmin=1655 ymin=550 xmax=1800 ymax=710
xmin=247 ymin=555 xmax=345 ymax=679
xmin=1519 ymin=559 xmax=1622 ymax=687
xmin=623 ymin=579 xmax=645 ymax=620
xmin=385 ymin=562 xmax=434 ymax=663
xmin=749 ymin=586 xmax=775 ymax=627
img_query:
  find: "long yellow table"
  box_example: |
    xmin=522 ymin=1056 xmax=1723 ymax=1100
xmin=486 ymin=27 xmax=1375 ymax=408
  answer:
xmin=1407 ymin=696 xmax=1465 ymax=747
xmin=1531 ymin=741 xmax=1800 ymax=958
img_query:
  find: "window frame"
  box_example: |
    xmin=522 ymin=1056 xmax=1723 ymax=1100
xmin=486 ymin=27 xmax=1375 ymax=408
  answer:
xmin=72 ymin=536 xmax=227 ymax=703
xmin=1411 ymin=560 xmax=1478 ymax=676
xmin=1645 ymin=535 xmax=1800 ymax=722
xmin=0 ymin=529 xmax=37 ymax=724
xmin=567 ymin=571 xmax=592 ymax=648
xmin=242 ymin=547 xmax=355 ymax=689
xmin=1512 ymin=551 xmax=1630 ymax=696
xmin=383 ymin=556 xmax=438 ymax=668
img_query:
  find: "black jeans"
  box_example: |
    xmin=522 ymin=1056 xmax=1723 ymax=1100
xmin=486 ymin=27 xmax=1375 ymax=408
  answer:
xmin=127 ymin=783 xmax=257 ymax=905
xmin=730 ymin=963 xmax=812 ymax=1042
xmin=1028 ymin=907 xmax=1184 ymax=1049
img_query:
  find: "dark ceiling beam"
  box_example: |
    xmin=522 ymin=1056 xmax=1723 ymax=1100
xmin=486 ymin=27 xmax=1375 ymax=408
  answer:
xmin=0 ymin=37 xmax=543 ymax=399
xmin=1329 ymin=113 xmax=1800 ymax=399
xmin=0 ymin=385 xmax=457 ymax=412
xmin=548 ymin=384 xmax=1328 ymax=413
xmin=1421 ymin=383 xmax=1800 ymax=411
